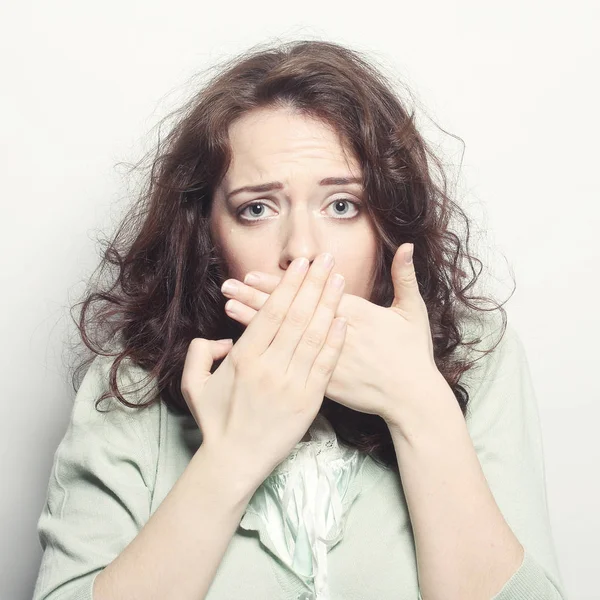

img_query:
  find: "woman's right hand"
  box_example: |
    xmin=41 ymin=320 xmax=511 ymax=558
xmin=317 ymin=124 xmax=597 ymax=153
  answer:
xmin=180 ymin=253 xmax=347 ymax=485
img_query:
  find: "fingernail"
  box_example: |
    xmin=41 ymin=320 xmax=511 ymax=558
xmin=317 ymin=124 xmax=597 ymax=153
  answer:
xmin=331 ymin=273 xmax=345 ymax=288
xmin=221 ymin=280 xmax=238 ymax=295
xmin=244 ymin=272 xmax=260 ymax=285
xmin=404 ymin=244 xmax=414 ymax=264
xmin=293 ymin=257 xmax=309 ymax=272
xmin=322 ymin=252 xmax=334 ymax=268
xmin=225 ymin=299 xmax=237 ymax=315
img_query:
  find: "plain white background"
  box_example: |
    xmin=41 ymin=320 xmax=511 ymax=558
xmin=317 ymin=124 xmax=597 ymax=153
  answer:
xmin=1 ymin=1 xmax=598 ymax=599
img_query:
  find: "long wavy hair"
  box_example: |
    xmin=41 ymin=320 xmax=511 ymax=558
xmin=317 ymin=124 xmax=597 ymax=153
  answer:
xmin=70 ymin=39 xmax=514 ymax=473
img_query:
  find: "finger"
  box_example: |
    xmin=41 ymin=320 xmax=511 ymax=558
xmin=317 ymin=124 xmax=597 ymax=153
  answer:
xmin=288 ymin=271 xmax=345 ymax=383
xmin=231 ymin=256 xmax=310 ymax=359
xmin=306 ymin=316 xmax=347 ymax=395
xmin=181 ymin=338 xmax=232 ymax=401
xmin=264 ymin=252 xmax=335 ymax=370
xmin=222 ymin=279 xmax=270 ymax=312
xmin=224 ymin=298 xmax=258 ymax=327
xmin=229 ymin=273 xmax=351 ymax=324
xmin=390 ymin=242 xmax=425 ymax=315
xmin=243 ymin=271 xmax=282 ymax=294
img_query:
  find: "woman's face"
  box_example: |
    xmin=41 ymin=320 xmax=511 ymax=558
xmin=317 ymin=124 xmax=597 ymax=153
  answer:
xmin=210 ymin=106 xmax=379 ymax=300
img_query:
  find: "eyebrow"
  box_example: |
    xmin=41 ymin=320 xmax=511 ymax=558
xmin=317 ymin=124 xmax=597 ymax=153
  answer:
xmin=225 ymin=176 xmax=363 ymax=202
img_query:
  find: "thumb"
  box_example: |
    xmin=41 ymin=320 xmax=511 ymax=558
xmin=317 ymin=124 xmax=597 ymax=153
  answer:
xmin=211 ymin=338 xmax=234 ymax=360
xmin=390 ymin=243 xmax=421 ymax=312
xmin=182 ymin=338 xmax=233 ymax=395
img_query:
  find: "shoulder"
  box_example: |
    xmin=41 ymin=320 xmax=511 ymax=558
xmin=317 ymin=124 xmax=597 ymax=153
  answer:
xmin=454 ymin=310 xmax=535 ymax=418
xmin=458 ymin=309 xmax=526 ymax=379
xmin=79 ymin=349 xmax=159 ymax=411
xmin=67 ymin=347 xmax=163 ymax=485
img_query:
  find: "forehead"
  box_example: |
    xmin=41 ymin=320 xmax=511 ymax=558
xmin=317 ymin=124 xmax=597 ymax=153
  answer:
xmin=224 ymin=107 xmax=362 ymax=181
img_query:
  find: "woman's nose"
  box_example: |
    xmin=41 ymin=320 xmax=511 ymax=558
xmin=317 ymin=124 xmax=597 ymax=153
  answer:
xmin=279 ymin=209 xmax=322 ymax=270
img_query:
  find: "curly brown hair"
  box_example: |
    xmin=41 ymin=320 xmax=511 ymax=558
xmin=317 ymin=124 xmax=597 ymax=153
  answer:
xmin=70 ymin=39 xmax=514 ymax=474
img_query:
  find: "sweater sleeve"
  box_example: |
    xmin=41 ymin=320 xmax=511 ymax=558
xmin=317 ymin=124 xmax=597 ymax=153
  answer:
xmin=32 ymin=353 xmax=159 ymax=600
xmin=460 ymin=320 xmax=568 ymax=600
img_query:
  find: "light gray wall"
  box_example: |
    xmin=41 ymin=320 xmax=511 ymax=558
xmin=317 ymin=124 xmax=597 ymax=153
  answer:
xmin=2 ymin=1 xmax=597 ymax=598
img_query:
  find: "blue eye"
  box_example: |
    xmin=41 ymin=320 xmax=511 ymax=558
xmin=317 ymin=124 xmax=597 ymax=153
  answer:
xmin=237 ymin=198 xmax=362 ymax=222
xmin=239 ymin=202 xmax=270 ymax=220
xmin=328 ymin=198 xmax=361 ymax=219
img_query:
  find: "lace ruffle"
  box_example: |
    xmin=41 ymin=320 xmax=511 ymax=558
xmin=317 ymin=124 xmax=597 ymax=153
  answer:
xmin=239 ymin=413 xmax=367 ymax=600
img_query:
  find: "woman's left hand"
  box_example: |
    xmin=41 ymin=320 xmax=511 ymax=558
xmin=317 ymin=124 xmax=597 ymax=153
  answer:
xmin=220 ymin=243 xmax=447 ymax=428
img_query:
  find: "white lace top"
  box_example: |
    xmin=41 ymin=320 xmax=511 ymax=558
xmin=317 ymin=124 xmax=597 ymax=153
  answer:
xmin=239 ymin=413 xmax=368 ymax=600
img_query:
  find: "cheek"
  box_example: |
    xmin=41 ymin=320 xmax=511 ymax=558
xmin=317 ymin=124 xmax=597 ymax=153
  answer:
xmin=211 ymin=221 xmax=247 ymax=278
xmin=353 ymin=230 xmax=379 ymax=290
xmin=337 ymin=251 xmax=378 ymax=298
xmin=356 ymin=265 xmax=377 ymax=297
xmin=220 ymin=236 xmax=270 ymax=281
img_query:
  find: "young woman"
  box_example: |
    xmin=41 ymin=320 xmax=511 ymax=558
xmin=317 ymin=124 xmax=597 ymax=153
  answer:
xmin=32 ymin=40 xmax=567 ymax=600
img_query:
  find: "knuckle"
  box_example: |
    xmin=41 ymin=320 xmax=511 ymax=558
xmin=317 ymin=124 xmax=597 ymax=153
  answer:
xmin=180 ymin=375 xmax=191 ymax=398
xmin=228 ymin=346 xmax=246 ymax=369
xmin=287 ymin=307 xmax=310 ymax=329
xmin=259 ymin=368 xmax=280 ymax=388
xmin=264 ymin=303 xmax=286 ymax=324
xmin=249 ymin=288 xmax=261 ymax=306
xmin=235 ymin=355 xmax=264 ymax=380
xmin=308 ymin=273 xmax=328 ymax=290
xmin=314 ymin=358 xmax=334 ymax=378
xmin=302 ymin=329 xmax=324 ymax=349
xmin=401 ymin=271 xmax=418 ymax=286
xmin=189 ymin=337 xmax=208 ymax=352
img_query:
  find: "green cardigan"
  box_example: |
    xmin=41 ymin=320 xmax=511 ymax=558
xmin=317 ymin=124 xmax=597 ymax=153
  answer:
xmin=32 ymin=316 xmax=567 ymax=600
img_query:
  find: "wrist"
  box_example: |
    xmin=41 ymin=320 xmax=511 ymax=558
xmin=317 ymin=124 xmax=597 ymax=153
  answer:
xmin=384 ymin=371 xmax=461 ymax=446
xmin=195 ymin=441 xmax=265 ymax=501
